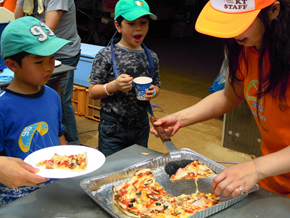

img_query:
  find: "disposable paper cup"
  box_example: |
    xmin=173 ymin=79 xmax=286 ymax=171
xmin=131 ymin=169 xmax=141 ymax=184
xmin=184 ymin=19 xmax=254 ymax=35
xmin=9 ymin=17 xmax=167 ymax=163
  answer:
xmin=133 ymin=77 xmax=152 ymax=100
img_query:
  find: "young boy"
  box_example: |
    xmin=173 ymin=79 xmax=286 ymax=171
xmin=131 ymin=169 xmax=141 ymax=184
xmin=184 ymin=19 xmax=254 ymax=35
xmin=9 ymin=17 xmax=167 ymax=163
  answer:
xmin=0 ymin=16 xmax=70 ymax=206
xmin=89 ymin=0 xmax=161 ymax=157
xmin=15 ymin=0 xmax=82 ymax=146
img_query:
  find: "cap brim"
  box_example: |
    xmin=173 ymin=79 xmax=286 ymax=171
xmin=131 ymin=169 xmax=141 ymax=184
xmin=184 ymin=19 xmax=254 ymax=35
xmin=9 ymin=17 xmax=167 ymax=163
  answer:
xmin=123 ymin=10 xmax=157 ymax=21
xmin=26 ymin=38 xmax=72 ymax=57
xmin=195 ymin=1 xmax=260 ymax=38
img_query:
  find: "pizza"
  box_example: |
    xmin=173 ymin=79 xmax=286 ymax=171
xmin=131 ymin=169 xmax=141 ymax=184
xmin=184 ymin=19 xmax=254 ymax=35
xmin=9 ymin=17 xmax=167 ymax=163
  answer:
xmin=112 ymin=168 xmax=221 ymax=218
xmin=170 ymin=160 xmax=216 ymax=181
xmin=36 ymin=152 xmax=87 ymax=172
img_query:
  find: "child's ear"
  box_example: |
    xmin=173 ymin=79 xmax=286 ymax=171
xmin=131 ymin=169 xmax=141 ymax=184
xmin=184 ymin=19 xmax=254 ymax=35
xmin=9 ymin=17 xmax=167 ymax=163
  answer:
xmin=114 ymin=20 xmax=122 ymax=33
xmin=5 ymin=59 xmax=19 ymax=72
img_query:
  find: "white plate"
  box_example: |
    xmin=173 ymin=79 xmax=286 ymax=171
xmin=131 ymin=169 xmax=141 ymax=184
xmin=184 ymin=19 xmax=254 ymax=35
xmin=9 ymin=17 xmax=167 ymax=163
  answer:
xmin=55 ymin=60 xmax=62 ymax=67
xmin=24 ymin=145 xmax=105 ymax=179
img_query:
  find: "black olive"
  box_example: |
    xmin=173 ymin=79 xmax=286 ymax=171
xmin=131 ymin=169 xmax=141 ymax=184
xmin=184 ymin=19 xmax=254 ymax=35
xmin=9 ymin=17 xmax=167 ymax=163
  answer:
xmin=136 ymin=192 xmax=141 ymax=196
xmin=155 ymin=202 xmax=161 ymax=206
xmin=128 ymin=204 xmax=133 ymax=207
xmin=163 ymin=205 xmax=168 ymax=209
xmin=130 ymin=198 xmax=136 ymax=203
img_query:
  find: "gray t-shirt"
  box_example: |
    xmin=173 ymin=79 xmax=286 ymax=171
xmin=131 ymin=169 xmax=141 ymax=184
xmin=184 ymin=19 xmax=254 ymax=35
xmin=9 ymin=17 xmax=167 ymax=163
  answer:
xmin=90 ymin=44 xmax=161 ymax=117
xmin=17 ymin=0 xmax=81 ymax=59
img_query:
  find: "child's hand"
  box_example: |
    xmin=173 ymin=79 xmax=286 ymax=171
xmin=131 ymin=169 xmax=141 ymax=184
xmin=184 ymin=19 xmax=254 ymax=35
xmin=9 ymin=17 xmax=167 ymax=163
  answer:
xmin=115 ymin=74 xmax=133 ymax=92
xmin=145 ymin=85 xmax=156 ymax=101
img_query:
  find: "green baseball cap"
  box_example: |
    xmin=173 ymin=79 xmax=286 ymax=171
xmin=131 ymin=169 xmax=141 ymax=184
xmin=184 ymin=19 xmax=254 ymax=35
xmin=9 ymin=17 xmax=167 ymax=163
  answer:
xmin=1 ymin=16 xmax=71 ymax=59
xmin=114 ymin=0 xmax=157 ymax=21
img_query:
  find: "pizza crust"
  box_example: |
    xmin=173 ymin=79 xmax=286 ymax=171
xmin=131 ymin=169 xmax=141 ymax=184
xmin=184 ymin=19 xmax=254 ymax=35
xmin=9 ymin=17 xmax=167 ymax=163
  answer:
xmin=113 ymin=186 xmax=140 ymax=217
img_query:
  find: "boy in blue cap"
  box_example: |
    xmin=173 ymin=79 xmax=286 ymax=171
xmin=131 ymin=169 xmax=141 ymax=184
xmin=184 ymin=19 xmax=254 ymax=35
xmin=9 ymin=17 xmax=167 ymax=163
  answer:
xmin=0 ymin=16 xmax=70 ymax=206
xmin=89 ymin=0 xmax=161 ymax=157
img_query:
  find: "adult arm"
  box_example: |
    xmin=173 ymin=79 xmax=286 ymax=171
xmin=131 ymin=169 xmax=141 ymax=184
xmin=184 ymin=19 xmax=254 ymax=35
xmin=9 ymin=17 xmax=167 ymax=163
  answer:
xmin=14 ymin=4 xmax=24 ymax=19
xmin=45 ymin=10 xmax=63 ymax=33
xmin=212 ymin=145 xmax=290 ymax=198
xmin=14 ymin=3 xmax=63 ymax=32
xmin=151 ymin=75 xmax=244 ymax=136
xmin=0 ymin=156 xmax=49 ymax=188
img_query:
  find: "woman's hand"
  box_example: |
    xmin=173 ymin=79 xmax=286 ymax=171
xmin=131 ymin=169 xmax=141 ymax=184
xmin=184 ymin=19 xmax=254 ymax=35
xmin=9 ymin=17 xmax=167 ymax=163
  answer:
xmin=150 ymin=113 xmax=182 ymax=137
xmin=211 ymin=160 xmax=259 ymax=198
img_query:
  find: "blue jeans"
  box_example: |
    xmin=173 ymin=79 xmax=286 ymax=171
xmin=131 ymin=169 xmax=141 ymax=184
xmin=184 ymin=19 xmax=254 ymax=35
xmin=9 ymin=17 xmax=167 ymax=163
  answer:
xmin=56 ymin=53 xmax=80 ymax=144
xmin=98 ymin=110 xmax=150 ymax=157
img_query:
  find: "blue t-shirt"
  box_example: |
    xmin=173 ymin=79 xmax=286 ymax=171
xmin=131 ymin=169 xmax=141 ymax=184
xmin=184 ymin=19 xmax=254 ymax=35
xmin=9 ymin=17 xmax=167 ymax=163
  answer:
xmin=0 ymin=86 xmax=64 ymax=158
xmin=0 ymin=86 xmax=64 ymax=207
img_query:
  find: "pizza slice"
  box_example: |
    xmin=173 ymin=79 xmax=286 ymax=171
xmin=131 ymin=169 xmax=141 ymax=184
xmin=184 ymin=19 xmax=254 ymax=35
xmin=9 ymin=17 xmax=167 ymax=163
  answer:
xmin=36 ymin=152 xmax=87 ymax=172
xmin=169 ymin=192 xmax=221 ymax=218
xmin=112 ymin=169 xmax=168 ymax=217
xmin=141 ymin=192 xmax=221 ymax=218
xmin=170 ymin=160 xmax=216 ymax=181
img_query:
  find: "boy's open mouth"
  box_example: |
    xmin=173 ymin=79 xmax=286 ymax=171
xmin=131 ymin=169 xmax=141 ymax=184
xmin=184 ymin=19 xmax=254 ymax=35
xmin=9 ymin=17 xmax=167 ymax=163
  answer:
xmin=133 ymin=35 xmax=142 ymax=40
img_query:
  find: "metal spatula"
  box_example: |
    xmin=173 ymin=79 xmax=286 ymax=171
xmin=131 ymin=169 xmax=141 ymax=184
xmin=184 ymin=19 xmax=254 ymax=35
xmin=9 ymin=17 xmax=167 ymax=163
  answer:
xmin=148 ymin=105 xmax=234 ymax=177
xmin=149 ymin=115 xmax=193 ymax=177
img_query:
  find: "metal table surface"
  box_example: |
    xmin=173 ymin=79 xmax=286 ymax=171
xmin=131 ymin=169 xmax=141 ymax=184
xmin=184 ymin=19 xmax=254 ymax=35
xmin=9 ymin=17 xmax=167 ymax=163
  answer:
xmin=0 ymin=144 xmax=289 ymax=218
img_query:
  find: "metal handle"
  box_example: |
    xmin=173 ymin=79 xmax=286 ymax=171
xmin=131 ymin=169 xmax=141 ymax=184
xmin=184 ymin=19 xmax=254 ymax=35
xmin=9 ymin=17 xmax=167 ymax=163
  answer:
xmin=150 ymin=116 xmax=180 ymax=159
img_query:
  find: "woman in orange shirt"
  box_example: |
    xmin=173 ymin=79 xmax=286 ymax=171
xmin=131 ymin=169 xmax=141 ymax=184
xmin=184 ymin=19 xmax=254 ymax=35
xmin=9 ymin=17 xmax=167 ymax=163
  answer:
xmin=151 ymin=0 xmax=290 ymax=198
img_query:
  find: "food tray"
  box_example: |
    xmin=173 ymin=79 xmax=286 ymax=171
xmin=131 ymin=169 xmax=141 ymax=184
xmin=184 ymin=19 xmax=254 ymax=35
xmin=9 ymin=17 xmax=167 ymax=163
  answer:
xmin=80 ymin=148 xmax=259 ymax=218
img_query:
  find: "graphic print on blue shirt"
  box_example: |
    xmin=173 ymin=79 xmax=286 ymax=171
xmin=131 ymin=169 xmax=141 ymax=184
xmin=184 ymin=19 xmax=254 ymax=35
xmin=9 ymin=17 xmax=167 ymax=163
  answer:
xmin=0 ymin=86 xmax=64 ymax=159
xmin=19 ymin=121 xmax=50 ymax=152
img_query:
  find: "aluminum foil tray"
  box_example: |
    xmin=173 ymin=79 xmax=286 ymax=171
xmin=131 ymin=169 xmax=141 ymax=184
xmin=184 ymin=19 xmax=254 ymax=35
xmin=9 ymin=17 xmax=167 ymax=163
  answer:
xmin=80 ymin=148 xmax=259 ymax=218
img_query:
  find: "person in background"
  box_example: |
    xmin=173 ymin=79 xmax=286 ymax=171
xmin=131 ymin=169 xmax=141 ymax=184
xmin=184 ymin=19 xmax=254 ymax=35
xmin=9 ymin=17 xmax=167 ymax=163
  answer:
xmin=14 ymin=0 xmax=81 ymax=145
xmin=151 ymin=0 xmax=290 ymax=198
xmin=0 ymin=16 xmax=69 ymax=206
xmin=89 ymin=0 xmax=161 ymax=157
xmin=0 ymin=0 xmax=17 ymax=12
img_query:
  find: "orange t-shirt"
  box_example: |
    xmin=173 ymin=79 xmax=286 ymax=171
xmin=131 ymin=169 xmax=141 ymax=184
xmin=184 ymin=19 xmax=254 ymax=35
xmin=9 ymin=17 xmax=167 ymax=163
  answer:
xmin=0 ymin=0 xmax=17 ymax=12
xmin=238 ymin=46 xmax=290 ymax=198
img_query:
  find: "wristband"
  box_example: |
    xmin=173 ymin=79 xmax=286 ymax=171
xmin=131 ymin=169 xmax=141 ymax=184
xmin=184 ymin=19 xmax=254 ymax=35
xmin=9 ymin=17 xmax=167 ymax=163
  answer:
xmin=153 ymin=88 xmax=156 ymax=97
xmin=103 ymin=83 xmax=113 ymax=96
xmin=253 ymin=159 xmax=261 ymax=181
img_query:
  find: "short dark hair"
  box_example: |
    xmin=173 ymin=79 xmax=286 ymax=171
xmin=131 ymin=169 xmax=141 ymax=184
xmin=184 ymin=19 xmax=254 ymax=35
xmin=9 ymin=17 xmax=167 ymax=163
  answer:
xmin=116 ymin=15 xmax=150 ymax=27
xmin=6 ymin=51 xmax=30 ymax=67
xmin=116 ymin=16 xmax=125 ymax=26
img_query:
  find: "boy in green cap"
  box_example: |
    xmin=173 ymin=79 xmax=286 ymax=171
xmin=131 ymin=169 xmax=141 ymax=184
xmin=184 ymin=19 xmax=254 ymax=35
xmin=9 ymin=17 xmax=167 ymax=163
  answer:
xmin=0 ymin=16 xmax=70 ymax=206
xmin=89 ymin=0 xmax=161 ymax=157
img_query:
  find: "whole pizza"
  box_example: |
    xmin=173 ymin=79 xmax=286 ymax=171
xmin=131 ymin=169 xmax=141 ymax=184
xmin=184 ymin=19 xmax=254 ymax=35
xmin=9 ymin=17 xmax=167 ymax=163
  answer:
xmin=112 ymin=162 xmax=221 ymax=218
